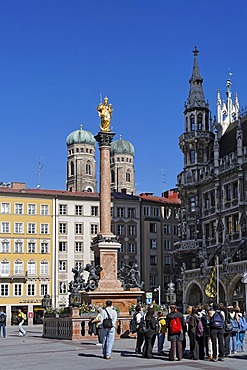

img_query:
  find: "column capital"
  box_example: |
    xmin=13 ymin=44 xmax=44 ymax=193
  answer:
xmin=95 ymin=131 xmax=115 ymax=147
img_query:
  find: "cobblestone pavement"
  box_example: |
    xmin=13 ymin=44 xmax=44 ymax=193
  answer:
xmin=0 ymin=325 xmax=246 ymax=370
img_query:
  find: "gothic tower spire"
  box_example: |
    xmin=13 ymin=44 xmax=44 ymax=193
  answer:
xmin=186 ymin=47 xmax=207 ymax=109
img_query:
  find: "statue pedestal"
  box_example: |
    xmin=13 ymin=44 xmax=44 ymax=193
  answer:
xmin=92 ymin=238 xmax=123 ymax=292
xmin=81 ymin=289 xmax=144 ymax=316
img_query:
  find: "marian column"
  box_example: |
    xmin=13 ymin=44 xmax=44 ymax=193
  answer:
xmin=92 ymin=97 xmax=123 ymax=291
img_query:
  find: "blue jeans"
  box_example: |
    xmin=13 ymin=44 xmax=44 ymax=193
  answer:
xmin=18 ymin=322 xmax=26 ymax=336
xmin=158 ymin=333 xmax=165 ymax=354
xmin=102 ymin=327 xmax=115 ymax=357
xmin=237 ymin=332 xmax=245 ymax=351
xmin=230 ymin=333 xmax=237 ymax=352
xmin=0 ymin=323 xmax=6 ymax=337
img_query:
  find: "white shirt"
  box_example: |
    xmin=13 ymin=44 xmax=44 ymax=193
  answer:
xmin=100 ymin=307 xmax=117 ymax=327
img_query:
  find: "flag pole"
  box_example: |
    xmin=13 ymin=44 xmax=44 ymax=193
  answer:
xmin=216 ymin=256 xmax=219 ymax=304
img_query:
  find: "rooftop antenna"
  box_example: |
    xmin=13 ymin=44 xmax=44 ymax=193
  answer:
xmin=36 ymin=160 xmax=44 ymax=188
xmin=161 ymin=169 xmax=166 ymax=193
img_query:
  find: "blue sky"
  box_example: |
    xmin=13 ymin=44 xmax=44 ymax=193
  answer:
xmin=1 ymin=0 xmax=247 ymax=195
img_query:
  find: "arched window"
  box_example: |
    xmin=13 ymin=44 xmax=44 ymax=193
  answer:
xmin=189 ymin=196 xmax=196 ymax=212
xmin=126 ymin=171 xmax=131 ymax=182
xmin=190 ymin=150 xmax=195 ymax=164
xmin=190 ymin=115 xmax=195 ymax=131
xmin=27 ymin=260 xmax=36 ymax=275
xmin=14 ymin=260 xmax=23 ymax=275
xmin=70 ymin=161 xmax=74 ymax=176
xmin=0 ymin=260 xmax=9 ymax=275
xmin=40 ymin=260 xmax=48 ymax=275
xmin=86 ymin=162 xmax=91 ymax=175
xmin=197 ymin=114 xmax=203 ymax=130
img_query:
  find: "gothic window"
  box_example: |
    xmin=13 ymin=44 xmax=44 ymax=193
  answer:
xmin=198 ymin=149 xmax=203 ymax=162
xmin=205 ymin=223 xmax=210 ymax=240
xmin=126 ymin=171 xmax=131 ymax=182
xmin=197 ymin=114 xmax=203 ymax=130
xmin=225 ymin=184 xmax=231 ymax=201
xmin=190 ymin=150 xmax=195 ymax=164
xmin=189 ymin=225 xmax=195 ymax=239
xmin=111 ymin=170 xmax=115 ymax=183
xmin=86 ymin=162 xmax=91 ymax=175
xmin=211 ymin=220 xmax=216 ymax=238
xmin=226 ymin=215 xmax=232 ymax=234
xmin=190 ymin=115 xmax=195 ymax=131
xmin=70 ymin=161 xmax=74 ymax=176
xmin=186 ymin=117 xmax=188 ymax=132
xmin=233 ymin=182 xmax=238 ymax=199
xmin=210 ymin=191 xmax=215 ymax=207
xmin=189 ymin=196 xmax=196 ymax=212
xmin=233 ymin=214 xmax=239 ymax=233
xmin=205 ymin=114 xmax=209 ymax=130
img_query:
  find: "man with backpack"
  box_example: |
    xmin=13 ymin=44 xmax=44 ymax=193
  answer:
xmin=17 ymin=308 xmax=26 ymax=337
xmin=209 ymin=303 xmax=225 ymax=362
xmin=100 ymin=300 xmax=117 ymax=360
xmin=0 ymin=308 xmax=7 ymax=338
xmin=166 ymin=304 xmax=185 ymax=361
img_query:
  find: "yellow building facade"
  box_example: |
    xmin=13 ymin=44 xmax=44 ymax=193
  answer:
xmin=0 ymin=184 xmax=53 ymax=325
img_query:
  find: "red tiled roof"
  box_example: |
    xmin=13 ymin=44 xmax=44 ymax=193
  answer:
xmin=0 ymin=187 xmax=100 ymax=198
xmin=139 ymin=193 xmax=181 ymax=205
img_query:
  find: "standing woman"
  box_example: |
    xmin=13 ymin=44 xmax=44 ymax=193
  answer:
xmin=142 ymin=307 xmax=157 ymax=359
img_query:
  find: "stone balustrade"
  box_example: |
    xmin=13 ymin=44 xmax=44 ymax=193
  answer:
xmin=42 ymin=314 xmax=134 ymax=340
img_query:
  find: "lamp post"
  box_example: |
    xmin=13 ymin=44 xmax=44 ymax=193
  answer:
xmin=154 ymin=285 xmax=161 ymax=306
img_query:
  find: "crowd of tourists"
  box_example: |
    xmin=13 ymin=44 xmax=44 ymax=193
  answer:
xmin=129 ymin=302 xmax=247 ymax=362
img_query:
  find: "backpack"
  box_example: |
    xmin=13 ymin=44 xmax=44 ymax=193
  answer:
xmin=230 ymin=318 xmax=239 ymax=333
xmin=138 ymin=317 xmax=147 ymax=334
xmin=129 ymin=313 xmax=138 ymax=334
xmin=224 ymin=319 xmax=233 ymax=333
xmin=170 ymin=316 xmax=182 ymax=334
xmin=196 ymin=319 xmax=204 ymax=337
xmin=0 ymin=313 xmax=5 ymax=323
xmin=210 ymin=311 xmax=224 ymax=329
xmin=158 ymin=317 xmax=166 ymax=335
xmin=239 ymin=316 xmax=247 ymax=332
xmin=22 ymin=312 xmax=27 ymax=321
xmin=102 ymin=308 xmax=113 ymax=329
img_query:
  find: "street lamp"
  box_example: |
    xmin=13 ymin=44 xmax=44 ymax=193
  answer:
xmin=154 ymin=285 xmax=161 ymax=306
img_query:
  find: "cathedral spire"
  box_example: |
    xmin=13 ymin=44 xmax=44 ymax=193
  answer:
xmin=186 ymin=47 xmax=207 ymax=109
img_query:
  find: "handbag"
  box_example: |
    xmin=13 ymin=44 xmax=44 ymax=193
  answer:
xmin=102 ymin=308 xmax=113 ymax=329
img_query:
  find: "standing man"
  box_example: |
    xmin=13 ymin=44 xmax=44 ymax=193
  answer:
xmin=166 ymin=304 xmax=186 ymax=361
xmin=100 ymin=300 xmax=117 ymax=360
xmin=133 ymin=305 xmax=145 ymax=354
xmin=0 ymin=308 xmax=7 ymax=338
xmin=17 ymin=309 xmax=26 ymax=337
